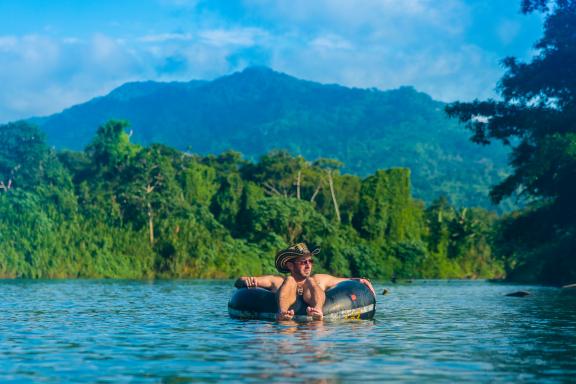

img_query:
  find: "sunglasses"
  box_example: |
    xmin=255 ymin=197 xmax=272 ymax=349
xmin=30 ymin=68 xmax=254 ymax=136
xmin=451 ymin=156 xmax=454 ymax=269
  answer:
xmin=292 ymin=259 xmax=314 ymax=266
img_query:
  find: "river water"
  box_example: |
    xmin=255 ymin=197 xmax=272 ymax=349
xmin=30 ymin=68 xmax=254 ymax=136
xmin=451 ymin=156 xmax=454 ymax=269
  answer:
xmin=0 ymin=279 xmax=574 ymax=383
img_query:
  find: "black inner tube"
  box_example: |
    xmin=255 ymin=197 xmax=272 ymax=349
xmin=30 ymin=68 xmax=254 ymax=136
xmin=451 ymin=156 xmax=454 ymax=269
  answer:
xmin=228 ymin=280 xmax=376 ymax=321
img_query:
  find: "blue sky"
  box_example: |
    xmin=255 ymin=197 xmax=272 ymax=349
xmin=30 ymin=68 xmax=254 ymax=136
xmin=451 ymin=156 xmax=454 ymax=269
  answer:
xmin=0 ymin=0 xmax=543 ymax=123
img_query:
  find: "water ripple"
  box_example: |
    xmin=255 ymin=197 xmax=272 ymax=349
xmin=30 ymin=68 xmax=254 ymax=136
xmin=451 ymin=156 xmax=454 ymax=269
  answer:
xmin=0 ymin=279 xmax=575 ymax=382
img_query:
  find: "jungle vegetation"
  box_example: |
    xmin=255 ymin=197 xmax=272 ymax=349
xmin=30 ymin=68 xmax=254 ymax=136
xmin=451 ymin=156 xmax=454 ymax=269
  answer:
xmin=0 ymin=120 xmax=502 ymax=279
xmin=447 ymin=0 xmax=576 ymax=285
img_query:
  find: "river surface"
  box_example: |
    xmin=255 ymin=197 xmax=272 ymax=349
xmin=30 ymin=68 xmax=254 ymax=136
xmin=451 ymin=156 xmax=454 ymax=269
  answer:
xmin=0 ymin=279 xmax=575 ymax=383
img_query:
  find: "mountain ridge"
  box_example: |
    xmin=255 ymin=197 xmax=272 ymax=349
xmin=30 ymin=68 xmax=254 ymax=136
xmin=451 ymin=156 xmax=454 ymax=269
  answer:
xmin=31 ymin=66 xmax=509 ymax=208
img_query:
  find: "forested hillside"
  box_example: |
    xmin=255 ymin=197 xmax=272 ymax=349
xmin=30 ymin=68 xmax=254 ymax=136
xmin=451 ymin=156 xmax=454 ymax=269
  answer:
xmin=0 ymin=120 xmax=502 ymax=279
xmin=32 ymin=67 xmax=510 ymax=209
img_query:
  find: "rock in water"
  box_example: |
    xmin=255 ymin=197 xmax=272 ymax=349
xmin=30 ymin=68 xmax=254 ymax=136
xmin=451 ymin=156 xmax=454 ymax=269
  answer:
xmin=505 ymin=291 xmax=530 ymax=297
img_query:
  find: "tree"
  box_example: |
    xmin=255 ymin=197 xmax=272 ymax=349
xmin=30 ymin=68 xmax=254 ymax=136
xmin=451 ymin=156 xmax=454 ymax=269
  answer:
xmin=313 ymin=158 xmax=344 ymax=223
xmin=333 ymin=174 xmax=362 ymax=225
xmin=202 ymin=150 xmax=247 ymax=175
xmin=353 ymin=168 xmax=423 ymax=245
xmin=245 ymin=196 xmax=334 ymax=247
xmin=425 ymin=196 xmax=455 ymax=255
xmin=210 ymin=172 xmax=244 ymax=231
xmin=242 ymin=150 xmax=307 ymax=198
xmin=445 ymin=0 xmax=576 ymax=284
xmin=180 ymin=160 xmax=219 ymax=207
xmin=0 ymin=122 xmax=49 ymax=191
xmin=85 ymin=120 xmax=140 ymax=178
xmin=120 ymin=145 xmax=182 ymax=246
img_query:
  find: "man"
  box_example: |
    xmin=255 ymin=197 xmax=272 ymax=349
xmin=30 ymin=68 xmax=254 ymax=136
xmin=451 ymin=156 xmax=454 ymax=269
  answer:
xmin=234 ymin=243 xmax=375 ymax=321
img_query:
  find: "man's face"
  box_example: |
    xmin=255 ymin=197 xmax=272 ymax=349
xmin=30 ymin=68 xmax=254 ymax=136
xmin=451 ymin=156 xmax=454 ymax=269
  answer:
xmin=288 ymin=256 xmax=314 ymax=278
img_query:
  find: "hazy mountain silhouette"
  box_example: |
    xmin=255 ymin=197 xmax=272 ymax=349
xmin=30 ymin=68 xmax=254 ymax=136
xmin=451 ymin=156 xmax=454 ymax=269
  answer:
xmin=32 ymin=66 xmax=509 ymax=208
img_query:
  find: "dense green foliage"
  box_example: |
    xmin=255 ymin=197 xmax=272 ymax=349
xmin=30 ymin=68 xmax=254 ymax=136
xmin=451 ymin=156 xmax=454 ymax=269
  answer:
xmin=31 ymin=67 xmax=510 ymax=209
xmin=0 ymin=120 xmax=503 ymax=279
xmin=446 ymin=0 xmax=576 ymax=285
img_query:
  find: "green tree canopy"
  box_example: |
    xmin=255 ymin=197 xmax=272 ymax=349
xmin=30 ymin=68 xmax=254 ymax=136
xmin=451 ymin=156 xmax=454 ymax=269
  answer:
xmin=353 ymin=169 xmax=423 ymax=245
xmin=446 ymin=0 xmax=576 ymax=284
xmin=0 ymin=122 xmax=50 ymax=190
xmin=85 ymin=120 xmax=140 ymax=178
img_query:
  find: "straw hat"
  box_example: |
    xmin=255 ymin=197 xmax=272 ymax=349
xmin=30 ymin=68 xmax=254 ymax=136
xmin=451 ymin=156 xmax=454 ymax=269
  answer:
xmin=275 ymin=243 xmax=320 ymax=273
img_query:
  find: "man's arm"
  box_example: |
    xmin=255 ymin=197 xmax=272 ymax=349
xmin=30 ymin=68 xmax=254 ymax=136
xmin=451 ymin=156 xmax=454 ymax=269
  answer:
xmin=314 ymin=274 xmax=375 ymax=296
xmin=234 ymin=275 xmax=282 ymax=291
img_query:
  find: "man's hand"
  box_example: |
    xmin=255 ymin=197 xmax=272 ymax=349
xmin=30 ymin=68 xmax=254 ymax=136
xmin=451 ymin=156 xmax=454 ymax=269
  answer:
xmin=234 ymin=276 xmax=258 ymax=289
xmin=245 ymin=276 xmax=257 ymax=288
xmin=353 ymin=278 xmax=375 ymax=296
xmin=276 ymin=309 xmax=295 ymax=321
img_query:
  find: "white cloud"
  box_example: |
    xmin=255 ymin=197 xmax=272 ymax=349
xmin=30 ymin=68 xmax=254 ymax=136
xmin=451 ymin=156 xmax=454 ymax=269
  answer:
xmin=0 ymin=25 xmax=274 ymax=122
xmin=268 ymin=36 xmax=501 ymax=102
xmin=310 ymin=34 xmax=353 ymax=50
xmin=246 ymin=0 xmax=468 ymax=37
xmin=0 ymin=36 xmax=18 ymax=50
xmin=0 ymin=1 xmax=538 ymax=123
xmin=139 ymin=33 xmax=195 ymax=43
xmin=198 ymin=28 xmax=267 ymax=47
xmin=91 ymin=34 xmax=122 ymax=62
xmin=0 ymin=34 xmax=147 ymax=122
